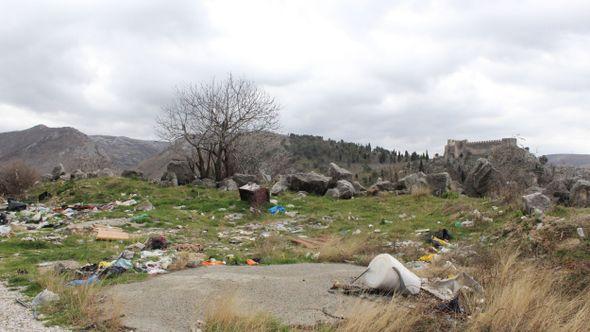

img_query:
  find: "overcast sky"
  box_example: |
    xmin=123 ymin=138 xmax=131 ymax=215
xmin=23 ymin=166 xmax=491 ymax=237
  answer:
xmin=1 ymin=0 xmax=589 ymax=155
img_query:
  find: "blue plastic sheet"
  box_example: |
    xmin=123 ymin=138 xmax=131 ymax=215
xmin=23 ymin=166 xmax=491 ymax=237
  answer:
xmin=268 ymin=205 xmax=286 ymax=215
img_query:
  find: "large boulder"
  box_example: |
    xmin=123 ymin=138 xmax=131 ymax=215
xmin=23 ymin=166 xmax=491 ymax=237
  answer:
xmin=286 ymin=172 xmax=331 ymax=195
xmin=232 ymin=173 xmax=258 ymax=187
xmin=544 ymin=179 xmax=570 ymax=204
xmin=166 ymin=161 xmax=195 ymax=185
xmin=51 ymin=164 xmax=66 ymax=181
xmin=398 ymin=172 xmax=429 ymax=191
xmin=522 ymin=192 xmax=552 ymax=215
xmin=328 ymin=163 xmax=353 ymax=184
xmin=218 ymin=178 xmax=239 ymax=191
xmin=463 ymin=158 xmax=496 ymax=197
xmin=160 ymin=171 xmax=178 ymax=187
xmin=325 ymin=180 xmax=355 ymax=199
xmin=270 ymin=176 xmax=289 ymax=195
xmin=336 ymin=180 xmax=355 ymax=199
xmin=121 ymin=170 xmax=144 ymax=179
xmin=570 ymin=180 xmax=590 ymax=207
xmin=426 ymin=172 xmax=452 ymax=197
xmin=371 ymin=179 xmax=396 ymax=192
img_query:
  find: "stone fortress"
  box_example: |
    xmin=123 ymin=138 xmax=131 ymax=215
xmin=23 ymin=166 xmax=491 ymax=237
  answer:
xmin=443 ymin=138 xmax=518 ymax=160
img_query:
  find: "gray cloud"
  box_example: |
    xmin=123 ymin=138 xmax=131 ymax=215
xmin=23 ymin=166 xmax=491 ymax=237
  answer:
xmin=1 ymin=0 xmax=589 ymax=155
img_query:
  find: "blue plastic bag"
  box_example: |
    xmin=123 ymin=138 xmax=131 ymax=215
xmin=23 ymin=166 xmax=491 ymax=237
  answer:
xmin=268 ymin=205 xmax=286 ymax=215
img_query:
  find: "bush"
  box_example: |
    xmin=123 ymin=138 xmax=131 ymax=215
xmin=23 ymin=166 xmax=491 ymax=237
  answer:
xmin=0 ymin=160 xmax=39 ymax=197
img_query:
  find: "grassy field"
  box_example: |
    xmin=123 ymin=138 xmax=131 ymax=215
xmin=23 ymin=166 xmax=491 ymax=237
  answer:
xmin=1 ymin=177 xmax=589 ymax=331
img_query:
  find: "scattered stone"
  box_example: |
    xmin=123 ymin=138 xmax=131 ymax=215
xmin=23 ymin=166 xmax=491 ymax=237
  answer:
xmin=166 ymin=160 xmax=195 ymax=185
xmin=464 ymin=158 xmax=496 ymax=197
xmin=270 ymin=176 xmax=289 ymax=195
xmin=335 ymin=180 xmax=355 ymax=199
xmin=161 ymin=171 xmax=179 ymax=187
xmin=328 ymin=162 xmax=353 ymax=184
xmin=426 ymin=172 xmax=452 ymax=197
xmin=51 ymin=164 xmax=66 ymax=181
xmin=399 ymin=172 xmax=429 ymax=192
xmin=522 ymin=192 xmax=552 ymax=215
xmin=121 ymin=170 xmax=144 ymax=179
xmin=570 ymin=179 xmax=590 ymax=207
xmin=218 ymin=178 xmax=239 ymax=191
xmin=286 ymin=172 xmax=330 ymax=195
xmin=232 ymin=173 xmax=258 ymax=187
xmin=371 ymin=179 xmax=395 ymax=192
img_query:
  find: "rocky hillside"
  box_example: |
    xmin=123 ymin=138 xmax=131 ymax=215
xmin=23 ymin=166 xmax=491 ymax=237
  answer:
xmin=546 ymin=154 xmax=590 ymax=168
xmin=0 ymin=125 xmax=167 ymax=174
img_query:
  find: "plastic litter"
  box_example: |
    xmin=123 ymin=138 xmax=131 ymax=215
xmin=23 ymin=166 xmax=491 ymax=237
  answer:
xmin=577 ymin=227 xmax=586 ymax=238
xmin=0 ymin=225 xmax=11 ymax=237
xmin=131 ymin=213 xmax=150 ymax=223
xmin=419 ymin=254 xmax=436 ymax=262
xmin=363 ymin=254 xmax=421 ymax=294
xmin=32 ymin=289 xmax=59 ymax=308
xmin=69 ymin=275 xmax=99 ymax=286
xmin=268 ymin=205 xmax=286 ymax=215
xmin=246 ymin=259 xmax=258 ymax=266
xmin=421 ymin=272 xmax=483 ymax=301
xmin=7 ymin=199 xmax=27 ymax=212
xmin=201 ymin=258 xmax=226 ymax=266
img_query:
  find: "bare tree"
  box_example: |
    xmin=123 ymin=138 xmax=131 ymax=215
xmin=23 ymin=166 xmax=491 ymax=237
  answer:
xmin=157 ymin=74 xmax=280 ymax=181
xmin=0 ymin=160 xmax=39 ymax=198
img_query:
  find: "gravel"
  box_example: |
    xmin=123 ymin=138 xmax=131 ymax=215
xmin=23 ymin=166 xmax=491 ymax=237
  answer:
xmin=0 ymin=282 xmax=65 ymax=332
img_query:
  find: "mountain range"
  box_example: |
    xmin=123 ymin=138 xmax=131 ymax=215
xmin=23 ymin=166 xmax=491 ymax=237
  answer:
xmin=0 ymin=125 xmax=167 ymax=174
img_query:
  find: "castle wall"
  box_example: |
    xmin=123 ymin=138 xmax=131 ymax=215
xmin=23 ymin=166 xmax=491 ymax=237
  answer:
xmin=444 ymin=138 xmax=517 ymax=160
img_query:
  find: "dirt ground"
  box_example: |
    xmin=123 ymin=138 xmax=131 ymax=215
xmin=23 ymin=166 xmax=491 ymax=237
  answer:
xmin=105 ymin=263 xmax=367 ymax=331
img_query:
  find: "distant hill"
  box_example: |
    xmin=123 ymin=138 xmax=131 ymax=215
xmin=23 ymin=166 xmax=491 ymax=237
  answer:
xmin=0 ymin=125 xmax=167 ymax=174
xmin=546 ymin=154 xmax=590 ymax=168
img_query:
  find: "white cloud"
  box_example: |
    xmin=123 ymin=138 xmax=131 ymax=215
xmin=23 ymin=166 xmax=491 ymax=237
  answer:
xmin=0 ymin=0 xmax=589 ymax=154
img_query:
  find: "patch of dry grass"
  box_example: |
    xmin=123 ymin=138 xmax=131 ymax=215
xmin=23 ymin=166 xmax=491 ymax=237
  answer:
xmin=467 ymin=252 xmax=590 ymax=332
xmin=317 ymin=235 xmax=380 ymax=265
xmin=338 ymin=299 xmax=435 ymax=332
xmin=203 ymin=295 xmax=285 ymax=332
xmin=36 ymin=272 xmax=124 ymax=331
xmin=410 ymin=185 xmax=432 ymax=198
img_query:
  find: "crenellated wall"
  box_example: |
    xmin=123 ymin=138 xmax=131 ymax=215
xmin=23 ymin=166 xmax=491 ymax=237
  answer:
xmin=444 ymin=138 xmax=517 ymax=160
